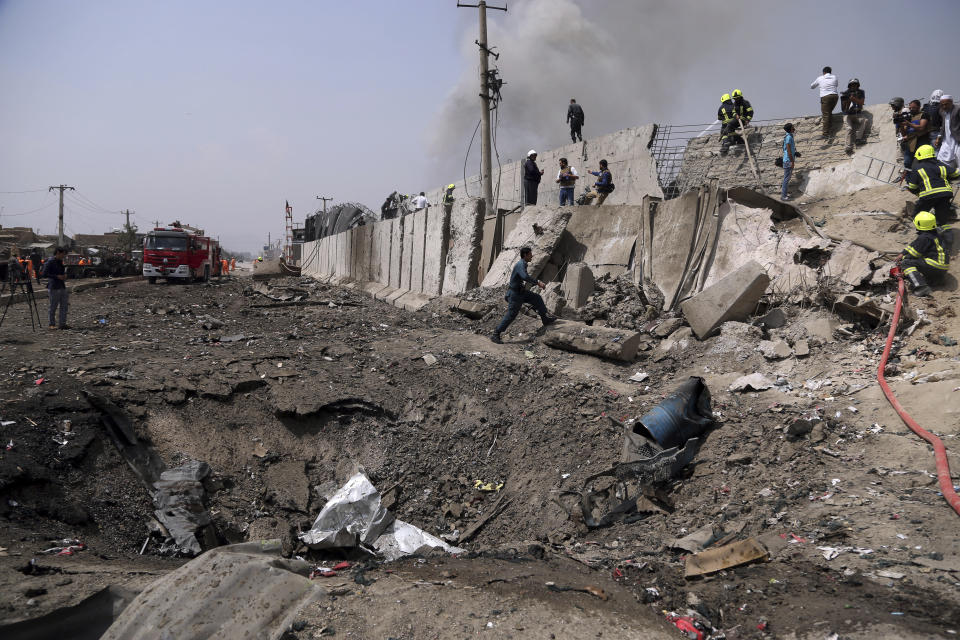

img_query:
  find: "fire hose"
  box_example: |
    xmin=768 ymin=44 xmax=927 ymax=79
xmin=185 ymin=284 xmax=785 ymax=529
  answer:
xmin=877 ymin=265 xmax=960 ymax=516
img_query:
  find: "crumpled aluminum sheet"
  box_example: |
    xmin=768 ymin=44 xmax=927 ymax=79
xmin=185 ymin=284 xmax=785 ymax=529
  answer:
xmin=299 ymin=473 xmax=463 ymax=561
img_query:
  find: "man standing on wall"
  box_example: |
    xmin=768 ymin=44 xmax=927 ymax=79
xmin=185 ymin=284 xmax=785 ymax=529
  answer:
xmin=556 ymin=157 xmax=579 ymax=206
xmin=523 ymin=150 xmax=544 ymax=206
xmin=567 ymin=99 xmax=585 ymax=143
xmin=810 ymin=66 xmax=839 ymax=137
xmin=840 ymin=78 xmax=867 ymax=154
xmin=490 ymin=246 xmax=555 ymax=344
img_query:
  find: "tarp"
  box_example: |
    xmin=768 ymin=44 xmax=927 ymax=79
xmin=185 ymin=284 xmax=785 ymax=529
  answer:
xmin=300 ymin=473 xmax=463 ymax=561
xmin=102 ymin=541 xmax=320 ymax=640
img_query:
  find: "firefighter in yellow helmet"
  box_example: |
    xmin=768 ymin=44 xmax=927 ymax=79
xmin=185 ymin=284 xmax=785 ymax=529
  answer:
xmin=731 ymin=89 xmax=754 ymax=125
xmin=905 ymin=144 xmax=959 ymax=233
xmin=900 ymin=211 xmax=948 ymax=297
xmin=718 ymin=93 xmax=736 ymax=155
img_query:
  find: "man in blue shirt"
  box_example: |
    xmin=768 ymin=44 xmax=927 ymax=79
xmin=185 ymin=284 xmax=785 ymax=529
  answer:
xmin=41 ymin=247 xmax=69 ymax=329
xmin=781 ymin=123 xmax=796 ymax=201
xmin=490 ymin=246 xmax=555 ymax=344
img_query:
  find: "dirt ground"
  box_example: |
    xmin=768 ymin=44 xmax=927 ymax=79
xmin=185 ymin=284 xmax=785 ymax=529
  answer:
xmin=1 ymin=212 xmax=960 ymax=640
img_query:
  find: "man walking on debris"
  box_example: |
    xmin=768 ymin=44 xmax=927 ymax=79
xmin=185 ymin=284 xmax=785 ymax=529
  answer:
xmin=781 ymin=123 xmax=796 ymax=201
xmin=490 ymin=246 xmax=555 ymax=344
xmin=937 ymin=95 xmax=960 ymax=169
xmin=900 ymin=211 xmax=949 ymax=297
xmin=924 ymin=90 xmax=944 ymax=148
xmin=523 ymin=150 xmax=543 ymax=205
xmin=556 ymin=157 xmax=579 ymax=206
xmin=810 ymin=66 xmax=839 ymax=137
xmin=42 ymin=247 xmax=69 ymax=330
xmin=567 ymin=98 xmax=584 ymax=143
xmin=840 ymin=78 xmax=867 ymax=154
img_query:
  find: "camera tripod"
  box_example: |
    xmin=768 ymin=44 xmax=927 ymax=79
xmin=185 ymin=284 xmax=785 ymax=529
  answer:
xmin=0 ymin=266 xmax=42 ymax=331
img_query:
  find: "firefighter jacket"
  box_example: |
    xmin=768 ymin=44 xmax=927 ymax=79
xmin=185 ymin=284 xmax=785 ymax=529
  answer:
xmin=906 ymin=159 xmax=960 ymax=199
xmin=718 ymin=100 xmax=736 ymax=124
xmin=902 ymin=230 xmax=949 ymax=271
xmin=734 ymin=98 xmax=754 ymax=123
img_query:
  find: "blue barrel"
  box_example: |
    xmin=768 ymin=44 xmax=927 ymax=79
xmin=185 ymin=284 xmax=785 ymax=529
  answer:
xmin=636 ymin=377 xmax=713 ymax=449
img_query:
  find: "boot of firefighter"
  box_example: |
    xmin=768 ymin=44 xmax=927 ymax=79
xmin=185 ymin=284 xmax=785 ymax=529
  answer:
xmin=905 ymin=269 xmax=927 ymax=292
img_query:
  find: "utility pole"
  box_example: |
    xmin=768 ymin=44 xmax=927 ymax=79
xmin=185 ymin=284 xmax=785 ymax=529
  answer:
xmin=122 ymin=209 xmax=135 ymax=252
xmin=316 ymin=196 xmax=333 ymax=215
xmin=48 ymin=184 xmax=75 ymax=248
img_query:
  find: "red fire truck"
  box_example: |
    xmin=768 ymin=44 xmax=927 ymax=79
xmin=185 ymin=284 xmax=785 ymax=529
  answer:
xmin=142 ymin=222 xmax=221 ymax=284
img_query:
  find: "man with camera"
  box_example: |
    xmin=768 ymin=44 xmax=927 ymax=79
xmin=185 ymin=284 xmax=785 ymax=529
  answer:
xmin=840 ymin=78 xmax=867 ymax=154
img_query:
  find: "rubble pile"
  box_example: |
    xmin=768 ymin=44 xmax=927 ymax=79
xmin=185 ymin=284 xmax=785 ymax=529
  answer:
xmin=578 ymin=273 xmax=661 ymax=329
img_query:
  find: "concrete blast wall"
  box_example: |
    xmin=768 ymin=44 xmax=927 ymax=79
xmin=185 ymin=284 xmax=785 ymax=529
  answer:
xmin=301 ymin=198 xmax=485 ymax=310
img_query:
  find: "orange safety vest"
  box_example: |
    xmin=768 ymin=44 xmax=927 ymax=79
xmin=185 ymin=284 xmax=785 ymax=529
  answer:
xmin=221 ymin=259 xmax=228 ymax=273
xmin=230 ymin=258 xmax=236 ymax=270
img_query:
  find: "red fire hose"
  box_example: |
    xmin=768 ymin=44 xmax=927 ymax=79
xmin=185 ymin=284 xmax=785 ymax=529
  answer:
xmin=877 ymin=266 xmax=960 ymax=516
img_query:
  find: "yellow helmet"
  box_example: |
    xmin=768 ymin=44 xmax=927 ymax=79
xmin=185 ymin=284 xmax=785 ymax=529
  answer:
xmin=447 ymin=184 xmax=455 ymax=190
xmin=914 ymin=144 xmax=936 ymax=161
xmin=914 ymin=211 xmax=937 ymax=231
xmin=732 ymin=89 xmax=743 ymax=98
xmin=721 ymin=93 xmax=731 ymax=102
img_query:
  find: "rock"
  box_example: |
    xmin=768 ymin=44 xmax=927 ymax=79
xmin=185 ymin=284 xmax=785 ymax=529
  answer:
xmin=794 ymin=339 xmax=810 ymax=357
xmin=681 ymin=260 xmax=770 ymax=339
xmin=660 ymin=326 xmax=694 ymax=352
xmin=759 ymin=308 xmax=787 ymax=328
xmin=787 ymin=413 xmax=822 ymax=437
xmin=450 ymin=299 xmax=491 ymax=320
xmin=541 ymin=282 xmax=567 ymax=317
xmin=804 ymin=316 xmax=838 ymax=343
xmin=422 ymin=354 xmax=438 ymax=366
xmin=653 ymin=317 xmax=684 ymax=338
xmin=726 ymin=453 xmax=752 ymax=465
xmin=758 ymin=339 xmax=792 ymax=360
xmin=825 ymin=240 xmax=879 ymax=287
xmin=730 ymin=373 xmax=774 ymax=392
xmin=561 ymin=262 xmax=595 ymax=309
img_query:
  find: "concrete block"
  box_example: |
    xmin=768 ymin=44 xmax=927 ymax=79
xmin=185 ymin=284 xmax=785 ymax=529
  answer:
xmin=442 ymin=197 xmax=485 ymax=296
xmin=562 ymin=262 xmax=595 ymax=308
xmin=825 ymin=240 xmax=878 ymax=287
xmin=450 ymin=298 xmax=492 ymax=320
xmin=389 ymin=217 xmax=403 ymax=289
xmin=385 ymin=288 xmax=407 ymax=305
xmin=423 ymin=205 xmax=449 ymax=296
xmin=481 ymin=206 xmax=573 ymax=288
xmin=400 ymin=214 xmax=415 ymax=291
xmin=406 ymin=209 xmax=428 ymax=293
xmin=362 ymin=281 xmax=388 ymax=298
xmin=542 ymin=320 xmax=645 ymax=361
xmin=374 ymin=286 xmax=397 ymax=302
xmin=681 ymin=260 xmax=770 ymax=339
xmin=378 ymin=220 xmax=392 ymax=285
xmin=352 ymin=224 xmax=373 ymax=283
xmin=394 ymin=291 xmax=432 ymax=312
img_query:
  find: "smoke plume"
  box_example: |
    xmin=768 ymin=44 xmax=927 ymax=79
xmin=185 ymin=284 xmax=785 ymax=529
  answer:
xmin=429 ymin=0 xmax=746 ymax=177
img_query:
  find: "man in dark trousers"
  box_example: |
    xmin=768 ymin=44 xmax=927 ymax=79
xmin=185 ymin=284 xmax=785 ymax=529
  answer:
xmin=906 ymin=143 xmax=959 ymax=251
xmin=567 ymin=98 xmax=584 ymax=142
xmin=41 ymin=246 xmax=69 ymax=329
xmin=29 ymin=249 xmax=42 ymax=282
xmin=490 ymin=246 xmax=555 ymax=344
xmin=900 ymin=211 xmax=948 ymax=297
xmin=523 ymin=150 xmax=544 ymax=205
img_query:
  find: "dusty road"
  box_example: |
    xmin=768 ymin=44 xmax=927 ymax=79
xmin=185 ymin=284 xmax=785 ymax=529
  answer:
xmin=0 ymin=273 xmax=958 ymax=638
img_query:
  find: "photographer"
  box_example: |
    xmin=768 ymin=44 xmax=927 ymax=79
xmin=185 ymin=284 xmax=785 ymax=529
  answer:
xmin=840 ymin=78 xmax=866 ymax=154
xmin=898 ymin=100 xmax=930 ymax=169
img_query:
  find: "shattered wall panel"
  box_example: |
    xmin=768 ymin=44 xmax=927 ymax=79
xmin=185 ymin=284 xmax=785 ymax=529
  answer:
xmin=422 ymin=205 xmax=450 ymax=295
xmin=647 ymin=190 xmax=700 ymax=309
xmin=410 ymin=209 xmax=428 ymax=293
xmin=390 ymin=217 xmax=403 ymax=289
xmin=554 ymin=205 xmax=641 ymax=279
xmin=481 ymin=206 xmax=574 ymax=288
xmin=443 ymin=198 xmax=485 ymax=295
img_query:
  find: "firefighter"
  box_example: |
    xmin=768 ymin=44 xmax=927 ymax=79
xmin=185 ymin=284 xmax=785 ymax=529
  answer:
xmin=718 ymin=93 xmax=737 ymax=155
xmin=731 ymin=89 xmax=754 ymax=125
xmin=221 ymin=258 xmax=229 ymax=276
xmin=442 ymin=184 xmax=456 ymax=210
xmin=900 ymin=211 xmax=949 ymax=297
xmin=906 ymin=144 xmax=959 ymax=251
xmin=230 ymin=257 xmax=236 ymax=271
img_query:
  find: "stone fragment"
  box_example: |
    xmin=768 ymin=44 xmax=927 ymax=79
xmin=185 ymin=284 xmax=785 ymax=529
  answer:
xmin=561 ymin=262 xmax=595 ymax=308
xmin=542 ymin=320 xmax=645 ymax=361
xmin=653 ymin=317 xmax=684 ymax=338
xmin=793 ymin=339 xmax=810 ymax=357
xmin=786 ymin=413 xmax=822 ymax=437
xmin=681 ymin=261 xmax=770 ymax=339
xmin=759 ymin=308 xmax=787 ymax=328
xmin=758 ymin=339 xmax=792 ymax=360
xmin=729 ymin=373 xmax=774 ymax=392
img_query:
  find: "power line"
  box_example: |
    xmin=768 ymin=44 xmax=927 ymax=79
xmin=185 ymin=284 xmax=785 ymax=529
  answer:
xmin=71 ymin=189 xmax=121 ymax=214
xmin=0 ymin=200 xmax=57 ymax=218
xmin=64 ymin=192 xmax=123 ymax=216
xmin=0 ymin=188 xmax=49 ymax=194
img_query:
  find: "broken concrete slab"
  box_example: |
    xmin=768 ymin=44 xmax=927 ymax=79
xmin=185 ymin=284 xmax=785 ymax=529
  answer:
xmin=794 ymin=339 xmax=810 ymax=357
xmin=541 ymin=282 xmax=567 ymax=317
xmin=681 ymin=260 xmax=770 ymax=339
xmin=653 ymin=317 xmax=684 ymax=338
xmin=374 ymin=286 xmax=398 ymax=302
xmin=481 ymin=206 xmax=573 ymax=288
xmin=729 ymin=373 xmax=774 ymax=392
xmin=442 ymin=197 xmax=485 ymax=296
xmin=561 ymin=262 xmax=595 ymax=308
xmin=542 ymin=320 xmax=645 ymax=361
xmin=554 ymin=206 xmax=640 ymax=278
xmin=659 ymin=326 xmax=694 ymax=352
xmin=394 ymin=291 xmax=432 ymax=312
xmin=447 ymin=298 xmax=492 ymax=319
xmin=825 ymin=239 xmax=879 ymax=287
xmin=758 ymin=308 xmax=787 ymax=328
xmin=362 ymin=281 xmax=389 ymax=298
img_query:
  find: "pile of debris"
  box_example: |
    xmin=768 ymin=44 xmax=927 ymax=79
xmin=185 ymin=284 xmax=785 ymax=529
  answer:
xmin=577 ymin=273 xmax=662 ymax=330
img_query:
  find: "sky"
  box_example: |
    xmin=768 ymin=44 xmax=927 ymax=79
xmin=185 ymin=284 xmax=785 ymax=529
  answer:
xmin=1 ymin=0 xmax=958 ymax=253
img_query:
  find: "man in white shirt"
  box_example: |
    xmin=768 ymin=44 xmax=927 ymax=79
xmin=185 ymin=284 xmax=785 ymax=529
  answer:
xmin=555 ymin=157 xmax=579 ymax=206
xmin=810 ymin=66 xmax=839 ymax=137
xmin=413 ymin=191 xmax=428 ymax=211
xmin=937 ymin=95 xmax=960 ymax=170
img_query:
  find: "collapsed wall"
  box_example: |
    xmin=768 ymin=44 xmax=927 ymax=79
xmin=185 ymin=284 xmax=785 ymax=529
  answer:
xmin=675 ymin=103 xmax=899 ymax=199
